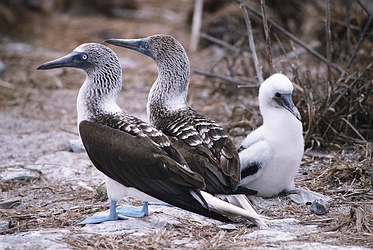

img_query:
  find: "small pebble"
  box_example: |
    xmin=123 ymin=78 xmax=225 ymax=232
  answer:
xmin=310 ymin=199 xmax=329 ymax=215
xmin=0 ymin=221 xmax=10 ymax=231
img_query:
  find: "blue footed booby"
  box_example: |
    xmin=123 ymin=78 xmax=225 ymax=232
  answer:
xmin=105 ymin=35 xmax=255 ymax=197
xmin=36 ymin=43 xmax=267 ymax=228
xmin=238 ymin=73 xmax=304 ymax=197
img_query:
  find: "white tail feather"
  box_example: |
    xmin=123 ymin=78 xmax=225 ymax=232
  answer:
xmin=215 ymin=194 xmax=258 ymax=215
xmin=201 ymin=191 xmax=268 ymax=229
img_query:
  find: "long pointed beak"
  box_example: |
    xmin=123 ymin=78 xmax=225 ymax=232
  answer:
xmin=275 ymin=93 xmax=302 ymax=121
xmin=105 ymin=38 xmax=155 ymax=60
xmin=36 ymin=52 xmax=90 ymax=70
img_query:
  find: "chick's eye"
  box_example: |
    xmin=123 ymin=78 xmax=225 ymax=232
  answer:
xmin=82 ymin=54 xmax=88 ymax=60
xmin=275 ymin=92 xmax=281 ymax=98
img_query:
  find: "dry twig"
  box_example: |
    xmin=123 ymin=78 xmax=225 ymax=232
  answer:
xmin=200 ymin=33 xmax=241 ymax=52
xmin=330 ymin=62 xmax=372 ymax=110
xmin=325 ymin=0 xmax=332 ymax=82
xmin=240 ymin=0 xmax=263 ymax=83
xmin=346 ymin=0 xmax=351 ymax=55
xmin=194 ymin=69 xmax=258 ymax=87
xmin=190 ymin=0 xmax=203 ymax=52
xmin=237 ymin=1 xmax=345 ymax=74
xmin=260 ymin=0 xmax=274 ymax=75
xmin=347 ymin=13 xmax=373 ymax=68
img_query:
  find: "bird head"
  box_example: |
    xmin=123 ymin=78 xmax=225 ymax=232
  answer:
xmin=105 ymin=34 xmax=190 ymax=108
xmin=105 ymin=34 xmax=187 ymax=63
xmin=259 ymin=73 xmax=302 ymax=121
xmin=36 ymin=43 xmax=119 ymax=74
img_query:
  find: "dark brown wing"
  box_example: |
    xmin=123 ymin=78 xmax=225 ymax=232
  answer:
xmin=79 ymin=120 xmax=231 ymax=222
xmin=153 ymin=108 xmax=241 ymax=194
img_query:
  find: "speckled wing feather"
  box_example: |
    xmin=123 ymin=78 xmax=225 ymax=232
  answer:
xmin=92 ymin=113 xmax=197 ymax=181
xmin=153 ymin=108 xmax=241 ymax=194
xmin=79 ymin=119 xmax=233 ymax=222
xmin=193 ymin=112 xmax=241 ymax=185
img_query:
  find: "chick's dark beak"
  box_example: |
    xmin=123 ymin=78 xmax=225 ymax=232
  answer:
xmin=274 ymin=93 xmax=302 ymax=121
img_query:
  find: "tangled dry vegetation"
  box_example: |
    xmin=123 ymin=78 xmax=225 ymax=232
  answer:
xmin=190 ymin=0 xmax=373 ymax=246
xmin=196 ymin=0 xmax=372 ymax=148
xmin=0 ymin=0 xmax=372 ymax=248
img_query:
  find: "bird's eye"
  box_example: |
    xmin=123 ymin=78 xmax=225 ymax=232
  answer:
xmin=82 ymin=54 xmax=88 ymax=60
xmin=275 ymin=92 xmax=281 ymax=98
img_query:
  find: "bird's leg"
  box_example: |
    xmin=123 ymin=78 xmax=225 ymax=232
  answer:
xmin=117 ymin=201 xmax=171 ymax=218
xmin=77 ymin=200 xmax=128 ymax=225
xmin=117 ymin=201 xmax=149 ymax=218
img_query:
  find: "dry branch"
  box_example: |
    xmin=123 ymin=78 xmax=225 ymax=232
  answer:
xmin=357 ymin=0 xmax=372 ymax=15
xmin=200 ymin=33 xmax=241 ymax=52
xmin=347 ymin=13 xmax=373 ymax=68
xmin=194 ymin=69 xmax=258 ymax=87
xmin=330 ymin=62 xmax=372 ymax=109
xmin=190 ymin=0 xmax=203 ymax=52
xmin=260 ymin=0 xmax=274 ymax=75
xmin=346 ymin=0 xmax=351 ymax=55
xmin=240 ymin=0 xmax=264 ymax=84
xmin=237 ymin=1 xmax=345 ymax=74
xmin=342 ymin=118 xmax=367 ymax=142
xmin=325 ymin=0 xmax=332 ymax=82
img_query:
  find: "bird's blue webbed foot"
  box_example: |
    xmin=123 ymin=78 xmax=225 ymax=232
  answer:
xmin=78 ymin=200 xmax=172 ymax=224
xmin=117 ymin=201 xmax=149 ymax=218
xmin=117 ymin=201 xmax=171 ymax=218
xmin=77 ymin=200 xmax=128 ymax=225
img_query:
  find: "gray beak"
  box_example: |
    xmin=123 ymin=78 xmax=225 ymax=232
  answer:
xmin=36 ymin=52 xmax=91 ymax=70
xmin=274 ymin=93 xmax=302 ymax=121
xmin=105 ymin=38 xmax=155 ymax=60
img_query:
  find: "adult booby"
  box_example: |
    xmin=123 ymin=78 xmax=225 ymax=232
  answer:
xmin=105 ymin=35 xmax=253 ymax=196
xmin=36 ymin=43 xmax=266 ymax=228
xmin=238 ymin=73 xmax=304 ymax=197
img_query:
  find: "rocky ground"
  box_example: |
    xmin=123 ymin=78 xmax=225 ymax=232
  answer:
xmin=0 ymin=1 xmax=372 ymax=249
